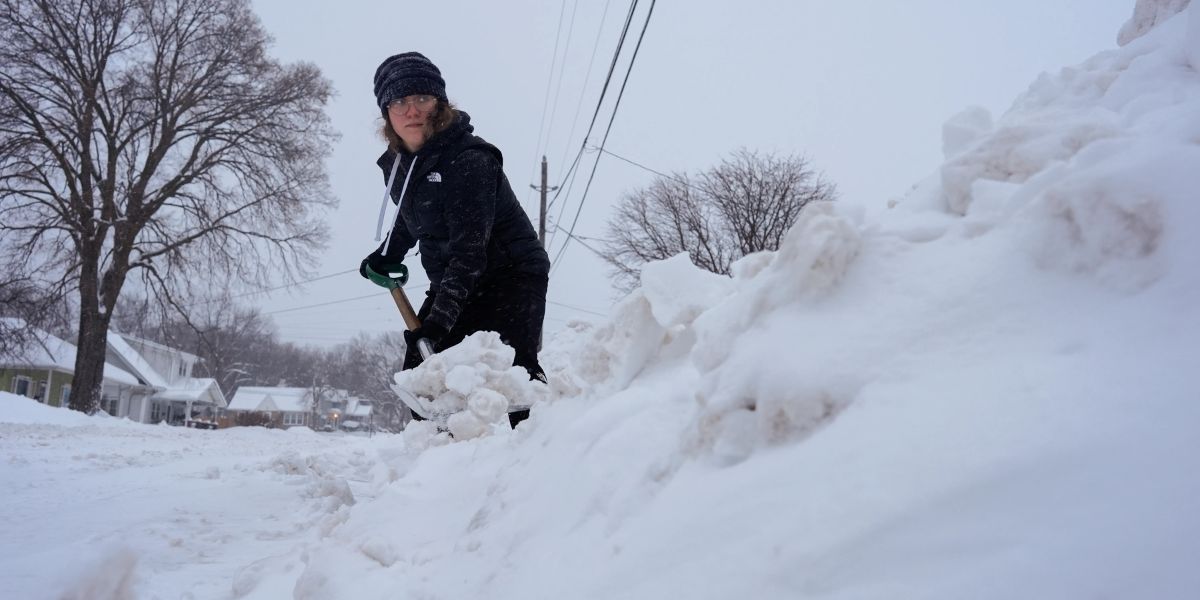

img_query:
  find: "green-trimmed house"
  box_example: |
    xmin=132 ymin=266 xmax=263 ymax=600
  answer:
xmin=1 ymin=325 xmax=226 ymax=424
xmin=0 ymin=327 xmax=139 ymax=408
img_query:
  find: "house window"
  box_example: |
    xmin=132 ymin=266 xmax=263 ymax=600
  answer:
xmin=34 ymin=381 xmax=47 ymax=403
xmin=60 ymin=385 xmax=71 ymax=407
xmin=101 ymin=394 xmax=120 ymax=416
xmin=283 ymin=412 xmax=305 ymax=426
xmin=12 ymin=376 xmax=31 ymax=397
xmin=151 ymin=401 xmax=165 ymax=423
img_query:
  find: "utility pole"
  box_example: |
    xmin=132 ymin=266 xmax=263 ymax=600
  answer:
xmin=530 ymin=156 xmax=558 ymax=247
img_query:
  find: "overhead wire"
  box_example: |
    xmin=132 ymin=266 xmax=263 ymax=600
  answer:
xmin=524 ymin=0 xmax=571 ymax=211
xmin=555 ymin=0 xmax=615 ymax=175
xmin=551 ymin=0 xmax=657 ymax=274
xmin=545 ymin=0 xmax=639 ymax=250
xmin=542 ymin=0 xmax=582 ymax=165
xmin=182 ymin=269 xmax=357 ymax=308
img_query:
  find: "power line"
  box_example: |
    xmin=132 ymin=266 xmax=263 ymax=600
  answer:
xmin=552 ymin=0 xmax=656 ymax=273
xmin=183 ymin=269 xmax=357 ymax=308
xmin=543 ymin=0 xmax=582 ymax=168
xmin=590 ymin=145 xmax=711 ymax=198
xmin=556 ymin=0 xmax=615 ymax=174
xmin=547 ymin=298 xmax=607 ymax=317
xmin=524 ymin=0 xmax=571 ymax=211
xmin=546 ymin=0 xmax=639 ymax=251
xmin=263 ymin=293 xmax=379 ymax=315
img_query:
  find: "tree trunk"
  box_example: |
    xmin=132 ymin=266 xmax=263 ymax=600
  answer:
xmin=70 ymin=264 xmax=112 ymax=414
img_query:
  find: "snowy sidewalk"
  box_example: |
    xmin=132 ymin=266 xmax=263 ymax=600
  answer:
xmin=0 ymin=404 xmax=388 ymax=599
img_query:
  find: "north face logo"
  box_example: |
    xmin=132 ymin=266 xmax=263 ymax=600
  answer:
xmin=426 ymin=172 xmax=442 ymax=183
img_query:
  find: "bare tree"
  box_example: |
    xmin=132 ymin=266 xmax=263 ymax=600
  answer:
xmin=599 ymin=149 xmax=837 ymax=291
xmin=322 ymin=331 xmax=409 ymax=429
xmin=0 ymin=276 xmax=70 ymax=359
xmin=0 ymin=0 xmax=337 ymax=413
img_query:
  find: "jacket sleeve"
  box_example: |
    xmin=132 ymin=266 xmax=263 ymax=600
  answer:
xmin=424 ymin=149 xmax=499 ymax=331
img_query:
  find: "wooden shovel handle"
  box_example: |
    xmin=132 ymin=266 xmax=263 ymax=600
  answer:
xmin=390 ymin=286 xmax=421 ymax=331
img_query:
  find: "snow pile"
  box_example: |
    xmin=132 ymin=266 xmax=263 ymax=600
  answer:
xmin=0 ymin=390 xmax=128 ymax=426
xmin=298 ymin=4 xmax=1194 ymax=597
xmin=393 ymin=331 xmax=549 ymax=441
xmin=917 ymin=4 xmax=1200 ymax=292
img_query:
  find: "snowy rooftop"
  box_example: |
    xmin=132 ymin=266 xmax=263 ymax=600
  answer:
xmin=346 ymin=397 xmax=372 ymax=418
xmin=154 ymin=378 xmax=227 ymax=408
xmin=227 ymin=387 xmax=313 ymax=413
xmin=0 ymin=320 xmax=139 ymax=386
xmin=105 ymin=332 xmax=168 ymax=388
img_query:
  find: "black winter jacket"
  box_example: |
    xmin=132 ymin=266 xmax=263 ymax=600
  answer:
xmin=375 ymin=111 xmax=550 ymax=332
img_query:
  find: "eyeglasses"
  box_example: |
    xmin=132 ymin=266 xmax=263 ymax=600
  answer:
xmin=387 ymin=95 xmax=437 ymax=113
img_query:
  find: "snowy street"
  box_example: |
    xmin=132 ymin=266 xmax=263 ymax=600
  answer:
xmin=1 ymin=411 xmax=381 ymax=599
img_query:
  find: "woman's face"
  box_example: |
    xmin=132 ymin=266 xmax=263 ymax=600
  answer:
xmin=387 ymin=94 xmax=438 ymax=152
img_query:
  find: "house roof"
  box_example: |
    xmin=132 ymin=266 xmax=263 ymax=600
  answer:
xmin=105 ymin=332 xmax=168 ymax=388
xmin=346 ymin=397 xmax=373 ymax=418
xmin=119 ymin=333 xmax=201 ymax=363
xmin=227 ymin=387 xmax=312 ymax=413
xmin=153 ymin=377 xmax=227 ymax=408
xmin=0 ymin=320 xmax=139 ymax=386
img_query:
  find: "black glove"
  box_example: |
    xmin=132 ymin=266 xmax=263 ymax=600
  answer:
xmin=404 ymin=321 xmax=448 ymax=352
xmin=359 ymin=249 xmax=386 ymax=280
xmin=360 ymin=252 xmax=409 ymax=288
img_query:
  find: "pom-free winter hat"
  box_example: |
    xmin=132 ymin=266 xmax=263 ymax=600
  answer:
xmin=373 ymin=51 xmax=447 ymax=110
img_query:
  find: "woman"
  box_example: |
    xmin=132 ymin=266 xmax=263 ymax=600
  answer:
xmin=360 ymin=51 xmax=551 ymax=389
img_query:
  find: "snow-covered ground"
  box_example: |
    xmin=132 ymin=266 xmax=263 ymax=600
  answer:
xmin=4 ymin=3 xmax=1200 ymax=599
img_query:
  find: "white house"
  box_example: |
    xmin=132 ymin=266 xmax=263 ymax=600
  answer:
xmin=342 ymin=396 xmax=374 ymax=431
xmin=103 ymin=333 xmax=227 ymax=425
xmin=226 ymin=387 xmax=314 ymax=429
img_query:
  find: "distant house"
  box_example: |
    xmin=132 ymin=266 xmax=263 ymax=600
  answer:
xmin=0 ymin=323 xmax=139 ymax=409
xmin=342 ymin=396 xmax=374 ymax=431
xmin=103 ymin=333 xmax=227 ymax=426
xmin=226 ymin=387 xmax=315 ymax=429
xmin=0 ymin=326 xmax=225 ymax=425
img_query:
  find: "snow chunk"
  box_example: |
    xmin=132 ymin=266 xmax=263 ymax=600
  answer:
xmin=942 ymin=105 xmax=994 ymax=159
xmin=400 ymin=419 xmax=450 ymax=451
xmin=549 ymin=293 xmax=667 ymax=396
xmin=640 ymin=253 xmax=735 ymax=328
xmin=392 ymin=331 xmax=549 ymax=440
xmin=1118 ymin=0 xmax=1191 ymax=45
xmin=690 ymin=203 xmax=860 ymax=373
xmin=359 ymin=538 xmax=399 ymax=567
xmin=59 ymin=547 xmax=139 ymax=600
xmin=940 ymin=108 xmax=1122 ymax=216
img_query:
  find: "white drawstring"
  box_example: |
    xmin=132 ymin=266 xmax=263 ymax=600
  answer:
xmin=381 ymin=155 xmax=417 ymax=255
xmin=374 ymin=154 xmax=402 ymax=241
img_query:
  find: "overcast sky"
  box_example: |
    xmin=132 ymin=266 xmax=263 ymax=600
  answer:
xmin=245 ymin=0 xmax=1134 ymax=348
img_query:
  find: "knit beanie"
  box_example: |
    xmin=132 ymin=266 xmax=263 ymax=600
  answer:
xmin=373 ymin=52 xmax=447 ymax=111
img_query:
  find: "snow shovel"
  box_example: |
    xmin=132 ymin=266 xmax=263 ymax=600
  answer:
xmin=363 ymin=262 xmax=433 ymax=359
xmin=364 ymin=262 xmax=445 ymax=421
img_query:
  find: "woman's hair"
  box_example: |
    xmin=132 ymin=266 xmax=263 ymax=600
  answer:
xmin=380 ymin=100 xmax=459 ymax=152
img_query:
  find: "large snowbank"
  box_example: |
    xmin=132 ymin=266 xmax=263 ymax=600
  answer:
xmin=3 ymin=4 xmax=1199 ymax=599
xmin=267 ymin=5 xmax=1196 ymax=597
